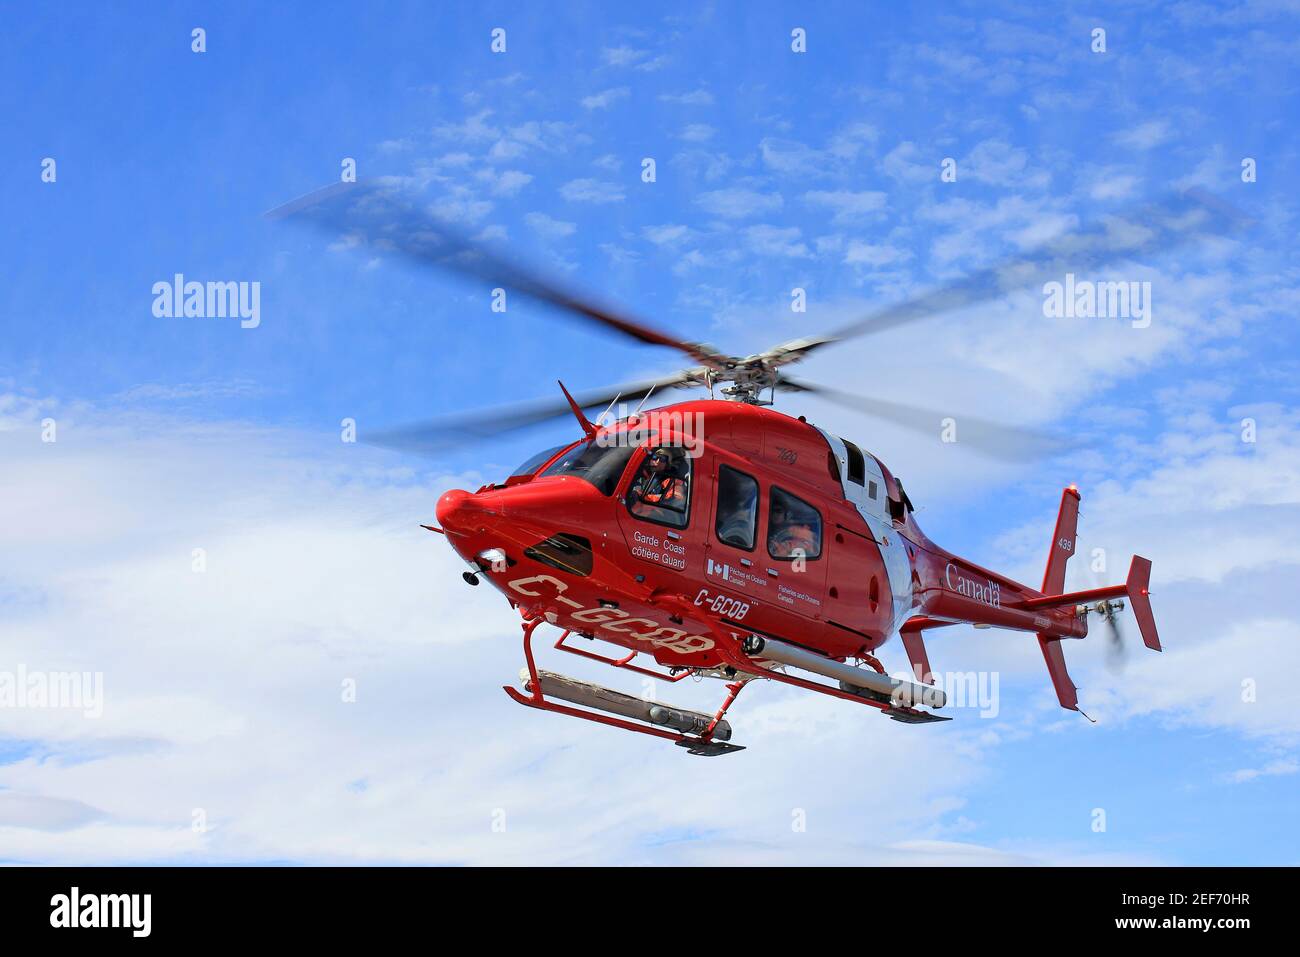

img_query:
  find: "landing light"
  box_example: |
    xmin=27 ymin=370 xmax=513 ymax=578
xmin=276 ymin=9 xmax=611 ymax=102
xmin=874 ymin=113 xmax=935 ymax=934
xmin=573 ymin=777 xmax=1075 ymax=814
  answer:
xmin=478 ymin=547 xmax=508 ymax=570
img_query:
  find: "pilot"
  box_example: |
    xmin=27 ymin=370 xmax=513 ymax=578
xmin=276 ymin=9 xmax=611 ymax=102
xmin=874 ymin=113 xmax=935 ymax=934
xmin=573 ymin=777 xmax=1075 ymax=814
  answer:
xmin=631 ymin=447 xmax=688 ymax=514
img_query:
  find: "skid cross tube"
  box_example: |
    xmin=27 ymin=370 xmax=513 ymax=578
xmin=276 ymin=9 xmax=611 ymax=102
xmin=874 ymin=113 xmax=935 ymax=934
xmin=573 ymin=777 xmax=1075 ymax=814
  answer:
xmin=553 ymin=629 xmax=692 ymax=682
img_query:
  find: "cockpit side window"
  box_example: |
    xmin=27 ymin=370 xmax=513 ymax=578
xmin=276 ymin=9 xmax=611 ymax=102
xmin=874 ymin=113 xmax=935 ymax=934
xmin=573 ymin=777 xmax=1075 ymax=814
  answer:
xmin=626 ymin=445 xmax=692 ymax=529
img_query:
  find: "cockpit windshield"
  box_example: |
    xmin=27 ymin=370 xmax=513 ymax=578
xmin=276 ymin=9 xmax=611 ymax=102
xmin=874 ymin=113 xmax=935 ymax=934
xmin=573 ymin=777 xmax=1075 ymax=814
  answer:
xmin=509 ymin=443 xmax=572 ymax=478
xmin=541 ymin=439 xmax=638 ymax=495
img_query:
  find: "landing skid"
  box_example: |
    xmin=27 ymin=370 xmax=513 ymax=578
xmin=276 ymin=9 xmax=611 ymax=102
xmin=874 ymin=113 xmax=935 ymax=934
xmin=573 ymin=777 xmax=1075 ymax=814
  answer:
xmin=503 ymin=615 xmax=749 ymax=756
xmin=502 ymin=613 xmax=949 ymax=754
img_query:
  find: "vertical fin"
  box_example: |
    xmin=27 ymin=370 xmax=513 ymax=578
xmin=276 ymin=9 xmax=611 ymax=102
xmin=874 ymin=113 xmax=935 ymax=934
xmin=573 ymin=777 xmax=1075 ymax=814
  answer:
xmin=900 ymin=627 xmax=934 ymax=685
xmin=1040 ymin=486 xmax=1081 ymax=711
xmin=1037 ymin=635 xmax=1078 ymax=711
xmin=1042 ymin=485 xmax=1081 ymax=595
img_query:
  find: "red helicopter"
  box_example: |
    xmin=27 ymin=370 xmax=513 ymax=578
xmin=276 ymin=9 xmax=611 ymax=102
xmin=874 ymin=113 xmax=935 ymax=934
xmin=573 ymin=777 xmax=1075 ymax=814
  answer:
xmin=270 ymin=182 xmax=1245 ymax=755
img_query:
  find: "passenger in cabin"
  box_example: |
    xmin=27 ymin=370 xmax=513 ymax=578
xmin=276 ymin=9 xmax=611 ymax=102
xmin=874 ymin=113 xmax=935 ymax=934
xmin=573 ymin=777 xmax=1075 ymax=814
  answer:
xmin=716 ymin=479 xmax=757 ymax=549
xmin=768 ymin=494 xmax=820 ymax=559
xmin=770 ymin=521 xmax=817 ymax=558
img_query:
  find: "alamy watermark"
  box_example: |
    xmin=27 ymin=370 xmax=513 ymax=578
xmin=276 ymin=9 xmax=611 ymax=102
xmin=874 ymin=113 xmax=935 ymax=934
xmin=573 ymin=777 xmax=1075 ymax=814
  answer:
xmin=152 ymin=274 xmax=261 ymax=328
xmin=594 ymin=405 xmax=706 ymax=458
xmin=0 ymin=665 xmax=103 ymax=718
xmin=1043 ymin=273 xmax=1151 ymax=328
xmin=893 ymin=669 xmax=1000 ymax=718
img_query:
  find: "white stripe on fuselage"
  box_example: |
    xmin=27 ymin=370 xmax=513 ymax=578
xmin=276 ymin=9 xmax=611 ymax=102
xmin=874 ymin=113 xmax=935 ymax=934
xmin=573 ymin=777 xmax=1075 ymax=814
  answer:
xmin=816 ymin=428 xmax=915 ymax=636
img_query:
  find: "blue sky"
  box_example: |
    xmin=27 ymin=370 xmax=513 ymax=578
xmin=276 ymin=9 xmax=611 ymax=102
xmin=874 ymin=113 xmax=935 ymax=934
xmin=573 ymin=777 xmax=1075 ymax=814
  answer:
xmin=1 ymin=2 xmax=1298 ymax=864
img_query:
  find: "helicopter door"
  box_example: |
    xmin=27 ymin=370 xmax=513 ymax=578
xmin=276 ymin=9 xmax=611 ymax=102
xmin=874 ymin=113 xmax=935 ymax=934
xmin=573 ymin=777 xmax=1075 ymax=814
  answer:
xmin=704 ymin=465 xmax=826 ymax=642
xmin=762 ymin=484 xmax=828 ymax=630
xmin=615 ymin=444 xmax=701 ymax=579
xmin=703 ymin=464 xmax=767 ymax=599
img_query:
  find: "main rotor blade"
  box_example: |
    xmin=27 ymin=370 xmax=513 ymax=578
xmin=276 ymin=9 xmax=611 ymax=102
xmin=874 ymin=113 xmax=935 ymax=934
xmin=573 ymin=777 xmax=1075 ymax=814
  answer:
xmin=267 ymin=180 xmax=723 ymax=368
xmin=363 ymin=372 xmax=701 ymax=455
xmin=779 ymin=378 xmax=1064 ymax=461
xmin=766 ymin=188 xmax=1253 ymax=364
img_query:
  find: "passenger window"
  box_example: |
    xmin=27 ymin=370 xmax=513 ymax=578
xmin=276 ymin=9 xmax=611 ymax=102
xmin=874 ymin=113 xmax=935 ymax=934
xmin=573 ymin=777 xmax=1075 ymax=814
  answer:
xmin=715 ymin=465 xmax=758 ymax=550
xmin=843 ymin=440 xmax=866 ymax=485
xmin=768 ymin=486 xmax=822 ymax=561
xmin=627 ymin=446 xmax=692 ymax=529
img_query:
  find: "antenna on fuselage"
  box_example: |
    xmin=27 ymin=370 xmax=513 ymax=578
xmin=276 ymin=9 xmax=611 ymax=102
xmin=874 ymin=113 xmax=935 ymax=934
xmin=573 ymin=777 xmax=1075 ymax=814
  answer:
xmin=596 ymin=393 xmax=622 ymax=427
xmin=634 ymin=384 xmax=658 ymax=415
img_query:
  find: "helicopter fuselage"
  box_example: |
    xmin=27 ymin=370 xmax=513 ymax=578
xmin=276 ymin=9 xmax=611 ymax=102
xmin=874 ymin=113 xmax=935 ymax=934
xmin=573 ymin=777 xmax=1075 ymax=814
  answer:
xmin=436 ymin=399 xmax=1090 ymax=677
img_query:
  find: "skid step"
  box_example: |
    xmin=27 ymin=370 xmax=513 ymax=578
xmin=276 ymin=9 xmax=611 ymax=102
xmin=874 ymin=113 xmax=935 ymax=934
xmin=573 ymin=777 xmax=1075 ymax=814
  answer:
xmin=675 ymin=738 xmax=746 ymax=757
xmin=883 ymin=706 xmax=952 ymax=725
xmin=521 ymin=669 xmax=734 ymax=741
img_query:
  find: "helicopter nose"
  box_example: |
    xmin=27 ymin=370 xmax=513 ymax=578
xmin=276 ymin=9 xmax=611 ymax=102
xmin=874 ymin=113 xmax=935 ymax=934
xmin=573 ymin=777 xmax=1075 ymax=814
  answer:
xmin=435 ymin=489 xmax=495 ymax=535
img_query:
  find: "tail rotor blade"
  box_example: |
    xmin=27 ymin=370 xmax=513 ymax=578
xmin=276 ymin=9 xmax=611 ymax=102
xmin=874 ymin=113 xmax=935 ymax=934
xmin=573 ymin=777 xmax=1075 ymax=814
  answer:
xmin=1104 ymin=609 xmax=1127 ymax=673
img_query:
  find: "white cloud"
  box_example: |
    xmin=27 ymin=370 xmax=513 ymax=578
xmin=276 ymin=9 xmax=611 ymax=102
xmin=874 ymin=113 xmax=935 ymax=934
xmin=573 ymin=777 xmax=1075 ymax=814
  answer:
xmin=695 ymin=188 xmax=783 ymax=219
xmin=114 ymin=380 xmax=265 ymax=403
xmin=581 ymin=87 xmax=629 ymax=111
xmin=759 ymin=137 xmax=824 ymax=175
xmin=671 ymin=150 xmax=734 ymax=183
xmin=679 ymin=123 xmax=715 ymax=143
xmin=642 ymin=224 xmax=697 ymax=246
xmin=432 ymin=109 xmax=498 ymax=144
xmin=601 ymin=46 xmax=644 ymax=66
xmin=559 ymin=178 xmax=625 ymax=204
xmin=524 ymin=212 xmax=577 ymax=240
xmin=1227 ymin=758 xmax=1299 ymax=784
xmin=1112 ymin=120 xmax=1172 ymax=151
xmin=431 ymin=188 xmax=493 ymax=224
xmin=961 ymin=139 xmax=1046 ymax=189
xmin=744 ymin=224 xmax=812 ymax=259
xmin=487 ymin=138 xmax=526 ymax=162
xmin=601 ymin=46 xmax=667 ymax=71
xmin=844 ymin=241 xmax=911 ymax=268
xmin=1087 ymin=168 xmax=1141 ymax=201
xmin=488 ymin=120 xmax=578 ymax=163
xmin=659 ymin=89 xmax=714 ymax=106
xmin=881 ymin=141 xmax=933 ymax=184
xmin=804 ymin=189 xmax=887 ymax=224
xmin=477 ymin=168 xmax=533 ymax=197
